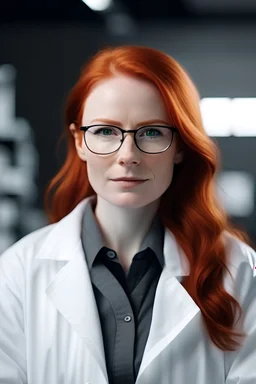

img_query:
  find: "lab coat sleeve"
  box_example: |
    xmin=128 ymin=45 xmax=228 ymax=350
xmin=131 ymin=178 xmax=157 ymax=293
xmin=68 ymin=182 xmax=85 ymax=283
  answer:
xmin=225 ymin=245 xmax=256 ymax=383
xmin=0 ymin=247 xmax=27 ymax=383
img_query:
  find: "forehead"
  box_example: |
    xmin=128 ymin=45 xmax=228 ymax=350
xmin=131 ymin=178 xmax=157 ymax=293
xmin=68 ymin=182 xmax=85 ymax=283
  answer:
xmin=81 ymin=74 xmax=169 ymax=124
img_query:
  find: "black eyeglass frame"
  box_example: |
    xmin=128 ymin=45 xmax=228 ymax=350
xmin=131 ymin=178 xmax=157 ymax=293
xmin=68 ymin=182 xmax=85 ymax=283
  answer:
xmin=79 ymin=124 xmax=178 ymax=155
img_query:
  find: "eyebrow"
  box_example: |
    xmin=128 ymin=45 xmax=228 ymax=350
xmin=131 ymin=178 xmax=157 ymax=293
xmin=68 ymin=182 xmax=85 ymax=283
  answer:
xmin=90 ymin=118 xmax=171 ymax=127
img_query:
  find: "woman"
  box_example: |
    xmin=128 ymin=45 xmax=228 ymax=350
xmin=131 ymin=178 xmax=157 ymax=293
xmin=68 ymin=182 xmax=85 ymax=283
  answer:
xmin=0 ymin=45 xmax=256 ymax=384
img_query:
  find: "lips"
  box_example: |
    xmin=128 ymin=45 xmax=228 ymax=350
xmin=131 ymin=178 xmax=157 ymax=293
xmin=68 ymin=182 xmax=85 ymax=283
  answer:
xmin=112 ymin=178 xmax=146 ymax=181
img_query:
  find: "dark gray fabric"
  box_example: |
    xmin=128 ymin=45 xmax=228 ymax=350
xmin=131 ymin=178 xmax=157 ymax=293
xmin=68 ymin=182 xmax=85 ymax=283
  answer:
xmin=81 ymin=197 xmax=165 ymax=384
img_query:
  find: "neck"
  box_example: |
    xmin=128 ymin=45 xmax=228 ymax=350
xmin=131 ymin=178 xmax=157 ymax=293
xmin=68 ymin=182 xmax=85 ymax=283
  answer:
xmin=93 ymin=196 xmax=160 ymax=259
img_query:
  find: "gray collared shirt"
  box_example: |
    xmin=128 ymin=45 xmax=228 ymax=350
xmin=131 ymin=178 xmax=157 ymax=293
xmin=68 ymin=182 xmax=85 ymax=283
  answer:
xmin=81 ymin=198 xmax=165 ymax=384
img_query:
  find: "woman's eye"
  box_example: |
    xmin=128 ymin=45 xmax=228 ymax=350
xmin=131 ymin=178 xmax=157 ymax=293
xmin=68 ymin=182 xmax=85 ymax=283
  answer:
xmin=96 ymin=128 xmax=113 ymax=135
xmin=140 ymin=129 xmax=161 ymax=137
xmin=146 ymin=129 xmax=159 ymax=136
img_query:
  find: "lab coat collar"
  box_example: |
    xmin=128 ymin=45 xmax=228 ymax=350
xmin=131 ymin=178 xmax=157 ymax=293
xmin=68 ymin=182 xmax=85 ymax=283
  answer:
xmin=36 ymin=195 xmax=197 ymax=384
xmin=36 ymin=195 xmax=190 ymax=277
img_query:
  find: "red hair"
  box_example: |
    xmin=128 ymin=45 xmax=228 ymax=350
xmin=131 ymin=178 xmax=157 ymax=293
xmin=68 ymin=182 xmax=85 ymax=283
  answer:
xmin=44 ymin=45 xmax=251 ymax=351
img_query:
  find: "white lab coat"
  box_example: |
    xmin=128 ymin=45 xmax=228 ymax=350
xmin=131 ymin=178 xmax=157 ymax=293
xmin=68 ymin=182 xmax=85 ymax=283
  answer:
xmin=0 ymin=195 xmax=256 ymax=384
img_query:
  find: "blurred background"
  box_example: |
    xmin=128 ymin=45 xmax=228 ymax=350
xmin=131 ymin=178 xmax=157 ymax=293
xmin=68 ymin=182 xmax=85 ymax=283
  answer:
xmin=0 ymin=0 xmax=255 ymax=253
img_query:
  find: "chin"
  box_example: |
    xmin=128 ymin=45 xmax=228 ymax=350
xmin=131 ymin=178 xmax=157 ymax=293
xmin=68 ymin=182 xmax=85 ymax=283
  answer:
xmin=106 ymin=193 xmax=157 ymax=209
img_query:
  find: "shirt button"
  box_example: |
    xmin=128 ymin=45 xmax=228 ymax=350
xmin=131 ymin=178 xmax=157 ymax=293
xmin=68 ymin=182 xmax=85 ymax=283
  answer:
xmin=124 ymin=315 xmax=132 ymax=322
xmin=106 ymin=250 xmax=116 ymax=259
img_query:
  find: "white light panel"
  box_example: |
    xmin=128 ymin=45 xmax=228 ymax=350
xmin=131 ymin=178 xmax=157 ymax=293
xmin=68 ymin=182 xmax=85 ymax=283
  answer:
xmin=81 ymin=0 xmax=113 ymax=11
xmin=216 ymin=171 xmax=254 ymax=217
xmin=200 ymin=98 xmax=256 ymax=137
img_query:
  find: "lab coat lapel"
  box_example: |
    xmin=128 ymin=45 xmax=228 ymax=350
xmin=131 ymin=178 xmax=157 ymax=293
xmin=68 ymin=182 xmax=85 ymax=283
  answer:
xmin=36 ymin=198 xmax=109 ymax=383
xmin=136 ymin=229 xmax=200 ymax=382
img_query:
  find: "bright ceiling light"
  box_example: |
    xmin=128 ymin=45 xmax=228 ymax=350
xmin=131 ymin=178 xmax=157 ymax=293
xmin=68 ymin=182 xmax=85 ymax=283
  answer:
xmin=200 ymin=98 xmax=256 ymax=137
xmin=81 ymin=0 xmax=113 ymax=12
xmin=200 ymin=98 xmax=233 ymax=137
xmin=231 ymin=98 xmax=256 ymax=136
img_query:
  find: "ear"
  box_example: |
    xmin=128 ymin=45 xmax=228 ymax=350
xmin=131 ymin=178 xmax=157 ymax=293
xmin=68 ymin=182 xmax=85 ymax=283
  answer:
xmin=69 ymin=123 xmax=87 ymax=162
xmin=174 ymin=149 xmax=184 ymax=164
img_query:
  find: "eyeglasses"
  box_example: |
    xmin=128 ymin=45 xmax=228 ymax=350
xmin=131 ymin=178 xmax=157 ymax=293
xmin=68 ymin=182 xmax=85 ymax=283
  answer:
xmin=79 ymin=124 xmax=178 ymax=155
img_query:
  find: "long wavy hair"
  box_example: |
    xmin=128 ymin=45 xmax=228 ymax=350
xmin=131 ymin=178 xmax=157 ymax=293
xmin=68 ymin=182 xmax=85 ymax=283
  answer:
xmin=44 ymin=45 xmax=251 ymax=352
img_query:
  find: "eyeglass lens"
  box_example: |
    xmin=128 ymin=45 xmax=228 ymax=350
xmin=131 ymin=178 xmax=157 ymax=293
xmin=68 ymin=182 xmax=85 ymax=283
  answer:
xmin=84 ymin=125 xmax=174 ymax=154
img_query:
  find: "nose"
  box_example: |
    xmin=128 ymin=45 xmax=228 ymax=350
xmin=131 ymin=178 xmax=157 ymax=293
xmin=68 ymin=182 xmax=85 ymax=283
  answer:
xmin=117 ymin=132 xmax=141 ymax=164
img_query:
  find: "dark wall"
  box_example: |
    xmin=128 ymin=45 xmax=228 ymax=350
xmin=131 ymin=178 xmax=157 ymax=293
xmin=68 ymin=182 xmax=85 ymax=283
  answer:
xmin=1 ymin=23 xmax=109 ymax=208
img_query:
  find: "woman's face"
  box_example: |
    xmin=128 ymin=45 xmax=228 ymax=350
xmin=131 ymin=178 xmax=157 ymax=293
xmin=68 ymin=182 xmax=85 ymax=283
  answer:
xmin=70 ymin=74 xmax=183 ymax=209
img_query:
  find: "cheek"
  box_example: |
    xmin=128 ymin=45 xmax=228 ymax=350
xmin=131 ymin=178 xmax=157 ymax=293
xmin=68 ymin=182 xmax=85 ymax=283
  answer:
xmin=86 ymin=157 xmax=108 ymax=185
xmin=153 ymin=157 xmax=176 ymax=194
xmin=153 ymin=152 xmax=176 ymax=179
xmin=157 ymin=166 xmax=175 ymax=190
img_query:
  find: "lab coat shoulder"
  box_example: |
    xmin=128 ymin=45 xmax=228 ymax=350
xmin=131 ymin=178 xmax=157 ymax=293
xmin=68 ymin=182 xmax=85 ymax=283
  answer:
xmin=223 ymin=231 xmax=256 ymax=301
xmin=223 ymin=230 xmax=256 ymax=270
xmin=0 ymin=223 xmax=56 ymax=291
xmin=0 ymin=224 xmax=56 ymax=384
xmin=222 ymin=232 xmax=256 ymax=383
xmin=1 ymin=222 xmax=55 ymax=261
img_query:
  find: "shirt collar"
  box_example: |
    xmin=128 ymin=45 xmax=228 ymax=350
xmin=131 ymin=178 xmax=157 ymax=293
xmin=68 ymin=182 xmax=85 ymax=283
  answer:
xmin=81 ymin=196 xmax=165 ymax=270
